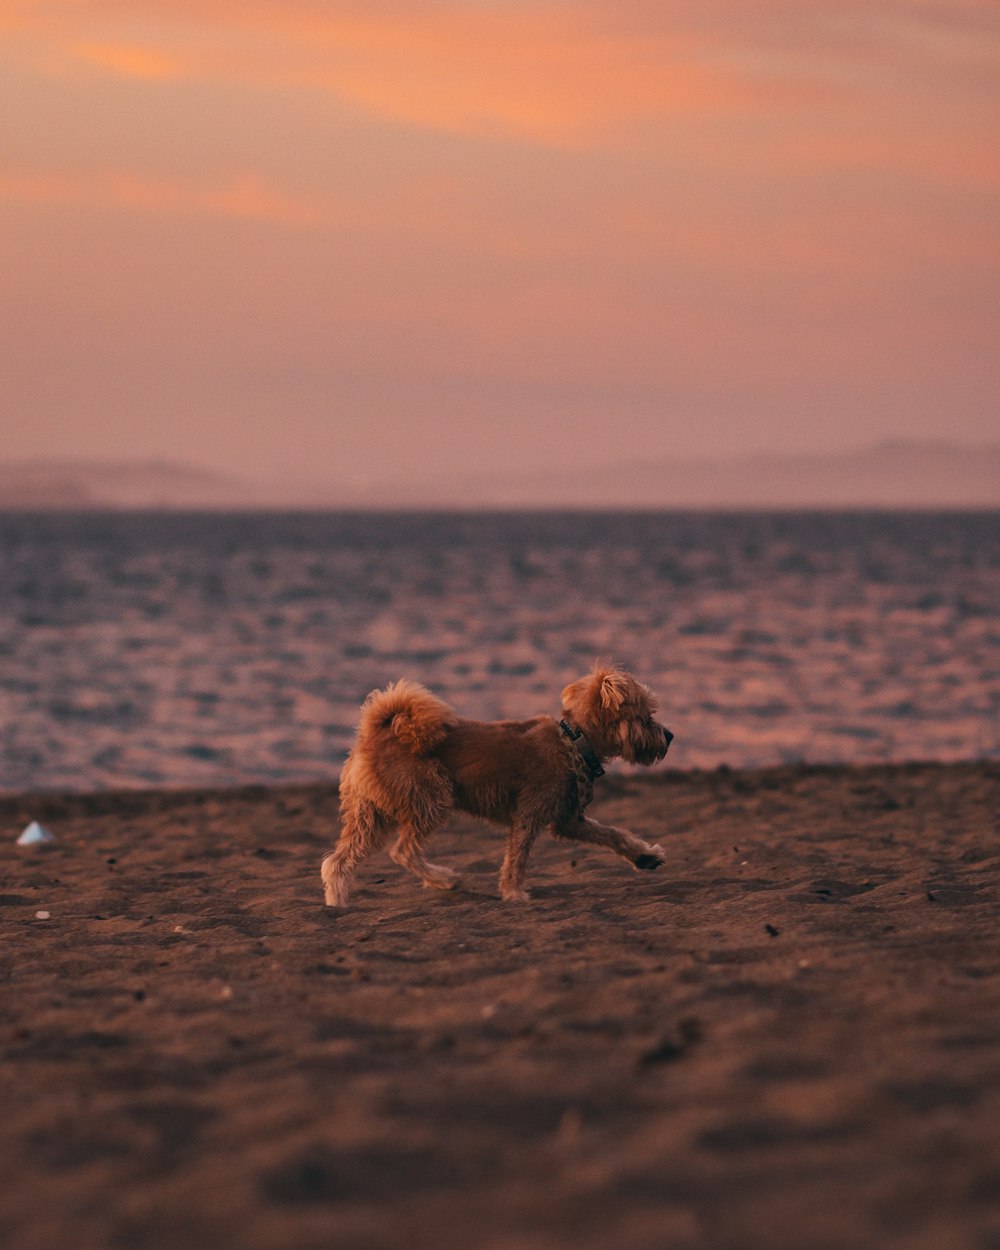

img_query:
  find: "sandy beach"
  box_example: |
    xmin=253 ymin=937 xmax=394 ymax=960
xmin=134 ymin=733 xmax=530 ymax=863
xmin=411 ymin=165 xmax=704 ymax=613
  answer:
xmin=2 ymin=761 xmax=999 ymax=1250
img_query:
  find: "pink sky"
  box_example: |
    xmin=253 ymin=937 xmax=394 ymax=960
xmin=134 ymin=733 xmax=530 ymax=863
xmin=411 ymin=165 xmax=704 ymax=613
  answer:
xmin=2 ymin=1 xmax=998 ymax=490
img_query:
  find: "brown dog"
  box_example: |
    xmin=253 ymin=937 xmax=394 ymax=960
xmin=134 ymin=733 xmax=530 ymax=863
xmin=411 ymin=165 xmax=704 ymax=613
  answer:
xmin=321 ymin=665 xmax=673 ymax=905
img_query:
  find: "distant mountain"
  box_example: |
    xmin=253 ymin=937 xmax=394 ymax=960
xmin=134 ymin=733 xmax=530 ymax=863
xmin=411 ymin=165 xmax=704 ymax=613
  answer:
xmin=370 ymin=440 xmax=1000 ymax=512
xmin=0 ymin=458 xmax=267 ymax=509
xmin=379 ymin=439 xmax=1000 ymax=509
xmin=1 ymin=441 xmax=996 ymax=509
xmin=631 ymin=440 xmax=1000 ymax=508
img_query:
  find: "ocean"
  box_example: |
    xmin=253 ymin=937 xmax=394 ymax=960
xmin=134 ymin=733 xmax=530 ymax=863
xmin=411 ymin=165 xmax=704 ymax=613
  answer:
xmin=0 ymin=510 xmax=997 ymax=791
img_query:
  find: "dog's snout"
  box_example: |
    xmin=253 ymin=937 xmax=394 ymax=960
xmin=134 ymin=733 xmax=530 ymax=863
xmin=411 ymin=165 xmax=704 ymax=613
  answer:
xmin=663 ymin=727 xmax=674 ymax=751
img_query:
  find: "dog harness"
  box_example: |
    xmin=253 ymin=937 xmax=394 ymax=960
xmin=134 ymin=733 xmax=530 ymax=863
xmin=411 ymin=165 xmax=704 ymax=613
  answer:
xmin=558 ymin=719 xmax=605 ymax=813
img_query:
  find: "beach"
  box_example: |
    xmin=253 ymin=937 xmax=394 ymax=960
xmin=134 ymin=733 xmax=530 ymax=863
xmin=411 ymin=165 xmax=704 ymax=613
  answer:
xmin=2 ymin=760 xmax=998 ymax=1250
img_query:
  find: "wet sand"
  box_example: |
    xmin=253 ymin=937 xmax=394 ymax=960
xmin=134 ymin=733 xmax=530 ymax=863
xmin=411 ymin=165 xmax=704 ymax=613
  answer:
xmin=2 ymin=761 xmax=999 ymax=1250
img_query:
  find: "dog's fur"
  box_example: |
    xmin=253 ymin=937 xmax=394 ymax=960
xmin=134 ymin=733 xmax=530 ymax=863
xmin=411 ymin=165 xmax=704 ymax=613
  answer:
xmin=321 ymin=665 xmax=672 ymax=905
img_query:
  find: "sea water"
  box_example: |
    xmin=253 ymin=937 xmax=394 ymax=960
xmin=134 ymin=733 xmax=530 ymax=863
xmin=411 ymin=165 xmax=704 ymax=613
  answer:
xmin=0 ymin=510 xmax=996 ymax=790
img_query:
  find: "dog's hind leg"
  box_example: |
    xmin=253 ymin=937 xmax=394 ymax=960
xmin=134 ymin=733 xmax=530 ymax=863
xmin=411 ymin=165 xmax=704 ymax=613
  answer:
xmin=552 ymin=816 xmax=665 ymax=872
xmin=321 ymin=800 xmax=392 ymax=906
xmin=499 ymin=816 xmax=543 ymax=902
xmin=389 ymin=821 xmax=460 ymax=892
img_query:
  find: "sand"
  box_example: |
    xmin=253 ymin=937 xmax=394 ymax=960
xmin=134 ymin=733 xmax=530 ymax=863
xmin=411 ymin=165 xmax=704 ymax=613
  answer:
xmin=2 ymin=761 xmax=999 ymax=1250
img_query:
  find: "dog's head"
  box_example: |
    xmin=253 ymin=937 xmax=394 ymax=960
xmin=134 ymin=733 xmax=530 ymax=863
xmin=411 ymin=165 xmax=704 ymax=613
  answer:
xmin=561 ymin=665 xmax=672 ymax=766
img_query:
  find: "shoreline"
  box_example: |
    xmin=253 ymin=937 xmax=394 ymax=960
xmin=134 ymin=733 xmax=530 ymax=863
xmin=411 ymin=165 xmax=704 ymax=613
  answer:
xmin=2 ymin=754 xmax=994 ymax=809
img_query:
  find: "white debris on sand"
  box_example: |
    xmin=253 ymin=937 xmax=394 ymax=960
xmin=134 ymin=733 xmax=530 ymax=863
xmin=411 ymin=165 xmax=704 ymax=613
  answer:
xmin=16 ymin=821 xmax=57 ymax=847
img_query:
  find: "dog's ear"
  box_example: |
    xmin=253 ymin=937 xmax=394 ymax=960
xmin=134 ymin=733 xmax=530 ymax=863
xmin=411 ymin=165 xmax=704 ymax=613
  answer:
xmin=560 ymin=677 xmax=585 ymax=710
xmin=595 ymin=667 xmax=630 ymax=714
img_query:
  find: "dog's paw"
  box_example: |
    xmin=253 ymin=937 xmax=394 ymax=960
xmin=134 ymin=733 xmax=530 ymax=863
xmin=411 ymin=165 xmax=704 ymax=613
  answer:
xmin=633 ymin=844 xmax=665 ymax=871
xmin=423 ymin=866 xmax=462 ymax=891
xmin=500 ymin=886 xmax=531 ymax=903
xmin=321 ymin=856 xmax=350 ymax=905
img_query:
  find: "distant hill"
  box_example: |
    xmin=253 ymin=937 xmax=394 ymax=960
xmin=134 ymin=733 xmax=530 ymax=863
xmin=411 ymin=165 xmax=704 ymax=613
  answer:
xmin=0 ymin=459 xmax=266 ymax=509
xmin=438 ymin=440 xmax=1000 ymax=509
xmin=0 ymin=441 xmax=997 ymax=509
xmin=304 ymin=439 xmax=999 ymax=509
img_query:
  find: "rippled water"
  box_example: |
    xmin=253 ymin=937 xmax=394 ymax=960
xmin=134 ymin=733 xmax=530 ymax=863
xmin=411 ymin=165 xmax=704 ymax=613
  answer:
xmin=0 ymin=510 xmax=997 ymax=791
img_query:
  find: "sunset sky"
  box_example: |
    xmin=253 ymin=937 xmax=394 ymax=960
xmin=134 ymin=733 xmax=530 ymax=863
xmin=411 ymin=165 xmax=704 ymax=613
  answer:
xmin=3 ymin=1 xmax=998 ymax=491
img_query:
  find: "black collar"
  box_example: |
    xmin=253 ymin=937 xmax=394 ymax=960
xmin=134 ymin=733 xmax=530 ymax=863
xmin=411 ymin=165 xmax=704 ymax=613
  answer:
xmin=559 ymin=719 xmax=606 ymax=779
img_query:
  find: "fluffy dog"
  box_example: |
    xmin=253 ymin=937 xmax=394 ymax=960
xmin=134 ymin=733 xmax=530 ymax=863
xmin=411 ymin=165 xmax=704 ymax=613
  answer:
xmin=321 ymin=664 xmax=673 ymax=905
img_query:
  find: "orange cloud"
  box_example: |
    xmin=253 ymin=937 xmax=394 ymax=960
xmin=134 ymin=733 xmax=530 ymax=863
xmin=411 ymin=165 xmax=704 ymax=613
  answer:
xmin=10 ymin=1 xmax=826 ymax=146
xmin=72 ymin=41 xmax=184 ymax=80
xmin=312 ymin=22 xmax=733 ymax=145
xmin=0 ymin=169 xmax=325 ymax=226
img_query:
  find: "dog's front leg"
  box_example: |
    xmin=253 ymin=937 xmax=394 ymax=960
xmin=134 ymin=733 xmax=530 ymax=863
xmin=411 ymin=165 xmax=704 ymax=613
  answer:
xmin=499 ymin=817 xmax=541 ymax=902
xmin=553 ymin=816 xmax=665 ymax=871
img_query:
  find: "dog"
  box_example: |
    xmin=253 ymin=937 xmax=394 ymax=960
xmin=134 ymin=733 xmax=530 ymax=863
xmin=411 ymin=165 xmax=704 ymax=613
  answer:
xmin=321 ymin=664 xmax=673 ymax=905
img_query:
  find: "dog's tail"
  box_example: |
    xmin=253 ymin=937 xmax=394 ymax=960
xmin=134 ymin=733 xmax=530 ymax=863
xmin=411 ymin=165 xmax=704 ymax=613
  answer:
xmin=356 ymin=680 xmax=457 ymax=755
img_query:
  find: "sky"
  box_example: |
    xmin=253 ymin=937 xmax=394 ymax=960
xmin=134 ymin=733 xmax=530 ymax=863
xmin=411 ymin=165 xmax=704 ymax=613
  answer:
xmin=2 ymin=0 xmax=998 ymax=491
